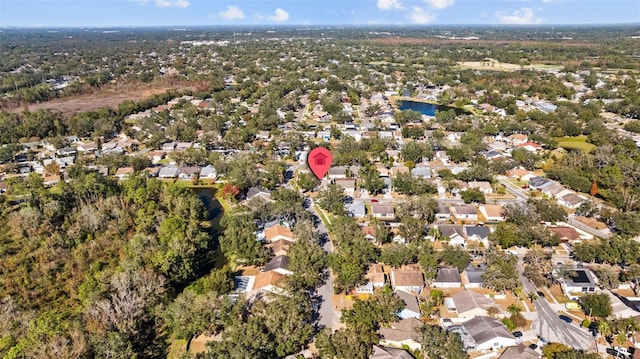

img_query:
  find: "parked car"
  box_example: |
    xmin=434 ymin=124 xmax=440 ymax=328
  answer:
xmin=537 ymin=291 xmax=546 ymax=298
xmin=528 ymin=343 xmax=538 ymax=350
xmin=513 ymin=331 xmax=523 ymax=338
xmin=559 ymin=314 xmax=573 ymax=323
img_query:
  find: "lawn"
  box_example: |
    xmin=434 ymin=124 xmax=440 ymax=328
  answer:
xmin=554 ymin=136 xmax=597 ymax=153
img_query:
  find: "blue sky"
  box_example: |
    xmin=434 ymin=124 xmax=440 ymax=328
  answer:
xmin=1 ymin=0 xmax=638 ymax=27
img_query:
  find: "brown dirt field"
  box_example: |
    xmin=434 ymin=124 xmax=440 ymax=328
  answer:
xmin=574 ymin=216 xmax=608 ymax=230
xmin=5 ymin=80 xmax=202 ymax=116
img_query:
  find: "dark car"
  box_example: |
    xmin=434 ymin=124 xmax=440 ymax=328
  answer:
xmin=559 ymin=315 xmax=573 ymax=324
xmin=606 ymin=348 xmax=626 ymax=358
xmin=528 ymin=343 xmax=538 ymax=350
xmin=513 ymin=331 xmax=523 ymax=338
xmin=537 ymin=291 xmax=545 ymax=298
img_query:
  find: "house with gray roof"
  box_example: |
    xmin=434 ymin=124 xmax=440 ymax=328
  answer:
xmin=370 ymin=345 xmax=414 ymax=359
xmin=433 ymin=267 xmax=462 ymax=288
xmin=461 ymin=316 xmax=517 ymax=351
xmin=499 ymin=343 xmax=540 ymax=359
xmin=445 ymin=290 xmax=500 ymax=319
xmin=263 ymin=255 xmax=292 ymax=276
xmin=394 ymin=290 xmax=421 ymax=319
xmin=378 ymin=318 xmax=423 ymax=351
xmin=411 ymin=165 xmax=432 ymax=179
xmin=463 ymin=263 xmax=486 ymax=289
xmin=199 ymin=164 xmax=217 ymax=179
xmin=529 ymin=176 xmax=553 ymax=190
xmin=347 ymin=202 xmax=366 ymax=218
xmin=158 ymin=166 xmax=180 ymax=179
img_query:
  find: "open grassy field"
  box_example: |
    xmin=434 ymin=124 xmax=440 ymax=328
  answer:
xmin=554 ymin=136 xmax=597 ymax=153
xmin=457 ymin=61 xmax=564 ymax=72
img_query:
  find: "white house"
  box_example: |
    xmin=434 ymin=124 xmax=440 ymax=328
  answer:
xmin=451 ymin=205 xmax=478 ymax=221
xmin=479 ymin=204 xmax=505 ymax=222
xmin=390 ymin=265 xmax=424 ymax=293
xmin=371 ymin=204 xmax=395 ymax=220
xmin=560 ymin=269 xmax=597 ymax=297
xmin=378 ymin=318 xmax=423 ymax=351
xmin=468 ymin=181 xmax=493 ymax=194
xmin=334 ymin=178 xmax=357 ymax=195
xmin=462 ymin=316 xmax=517 ymax=351
xmin=395 ymin=290 xmax=421 ymax=319
xmin=199 ymin=165 xmax=217 ymax=179
xmin=558 ymin=193 xmax=586 ymax=209
xmin=432 ymin=267 xmax=462 ymax=288
xmin=445 ymin=290 xmax=499 ymax=320
xmin=158 ymin=166 xmax=180 ymax=179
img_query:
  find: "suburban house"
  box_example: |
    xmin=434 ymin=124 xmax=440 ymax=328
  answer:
xmin=356 ymin=264 xmax=386 ymax=294
xmin=541 ymin=183 xmax=571 ymax=198
xmin=518 ymin=141 xmax=543 ymax=152
xmin=246 ymin=187 xmax=272 ymax=202
xmin=451 ymin=205 xmax=478 ymax=221
xmin=529 ymin=176 xmax=553 ymax=190
xmin=558 ymin=193 xmax=586 ymax=209
xmin=548 ymin=226 xmax=581 ymax=242
xmin=463 ymin=263 xmax=487 ymax=289
xmin=334 ymin=178 xmax=357 ymax=194
xmin=266 ymin=240 xmax=290 ymax=257
xmin=411 ymin=166 xmax=432 ymax=179
xmin=499 ymin=343 xmax=540 ymax=359
xmin=263 ymin=255 xmax=292 ymax=276
xmin=390 ymin=265 xmax=425 ymax=293
xmin=464 ymin=225 xmax=491 ymax=247
xmin=445 ymin=290 xmax=499 ymax=320
xmin=371 ymin=204 xmax=395 ymax=220
xmin=158 ymin=166 xmax=180 ymax=179
xmin=115 ymin=166 xmax=134 ymax=180
xmin=436 ymin=204 xmax=452 ymax=220
xmin=264 ymin=224 xmax=294 ymax=243
xmin=178 ymin=166 xmax=201 ymax=180
xmin=560 ymin=268 xmax=598 ymax=297
xmin=370 ymin=345 xmax=414 ymax=359
xmin=347 ymin=202 xmax=366 ymax=218
xmin=468 ymin=181 xmax=493 ymax=194
xmin=395 ymin=290 xmax=421 ymax=319
xmin=328 ymin=166 xmax=348 ymax=179
xmin=251 ymin=271 xmax=286 ymax=295
xmin=506 ymin=168 xmax=537 ymax=182
xmin=432 ymin=267 xmax=462 ymax=288
xmin=461 ymin=316 xmax=517 ymax=351
xmin=199 ymin=164 xmax=217 ymax=179
xmin=378 ymin=318 xmax=423 ymax=351
xmin=437 ymin=224 xmax=466 ymax=247
xmin=479 ymin=204 xmax=505 ymax=222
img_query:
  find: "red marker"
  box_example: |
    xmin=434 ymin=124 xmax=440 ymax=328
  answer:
xmin=308 ymin=147 xmax=332 ymax=179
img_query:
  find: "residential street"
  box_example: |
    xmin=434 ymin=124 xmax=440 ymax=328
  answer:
xmin=308 ymin=201 xmax=342 ymax=331
xmin=517 ymin=259 xmax=595 ymax=351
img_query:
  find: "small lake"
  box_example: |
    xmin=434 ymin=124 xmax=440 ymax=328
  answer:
xmin=398 ymin=99 xmax=469 ymax=116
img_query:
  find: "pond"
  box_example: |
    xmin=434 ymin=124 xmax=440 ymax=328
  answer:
xmin=398 ymin=99 xmax=469 ymax=116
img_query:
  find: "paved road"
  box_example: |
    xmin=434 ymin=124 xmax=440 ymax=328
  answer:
xmin=497 ymin=176 xmax=530 ymax=202
xmin=308 ymin=201 xmax=342 ymax=331
xmin=517 ymin=259 xmax=595 ymax=351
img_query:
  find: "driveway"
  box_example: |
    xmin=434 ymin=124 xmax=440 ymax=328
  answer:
xmin=517 ymin=259 xmax=595 ymax=351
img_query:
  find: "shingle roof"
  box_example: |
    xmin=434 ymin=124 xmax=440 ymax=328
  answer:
xmin=370 ymin=345 xmax=415 ymax=359
xmin=499 ymin=343 xmax=540 ymax=359
xmin=264 ymin=255 xmax=290 ymax=272
xmin=394 ymin=290 xmax=420 ymax=315
xmin=378 ymin=318 xmax=423 ymax=342
xmin=434 ymin=267 xmax=461 ymax=283
xmin=451 ymin=290 xmax=496 ymax=314
xmin=463 ymin=316 xmax=515 ymax=346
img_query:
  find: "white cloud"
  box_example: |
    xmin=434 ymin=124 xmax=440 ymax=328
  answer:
xmin=424 ymin=0 xmax=455 ymax=10
xmin=155 ymin=0 xmax=189 ymax=8
xmin=219 ymin=5 xmax=245 ymax=20
xmin=407 ymin=6 xmax=436 ymax=24
xmin=268 ymin=8 xmax=289 ymax=22
xmin=496 ymin=8 xmax=542 ymax=24
xmin=377 ymin=0 xmax=403 ymax=10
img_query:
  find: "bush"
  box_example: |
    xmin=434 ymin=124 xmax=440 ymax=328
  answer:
xmin=502 ymin=317 xmax=516 ymax=331
xmin=582 ymin=319 xmax=591 ymax=328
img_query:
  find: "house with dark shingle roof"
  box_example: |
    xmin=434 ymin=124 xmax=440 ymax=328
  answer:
xmin=432 ymin=267 xmax=462 ymax=288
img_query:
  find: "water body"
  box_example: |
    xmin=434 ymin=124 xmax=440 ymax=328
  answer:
xmin=191 ymin=187 xmax=223 ymax=234
xmin=398 ymin=99 xmax=469 ymax=116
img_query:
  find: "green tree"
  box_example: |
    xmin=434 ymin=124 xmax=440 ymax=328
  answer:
xmin=581 ymin=293 xmax=612 ymax=319
xmin=317 ymin=183 xmax=347 ymax=215
xmin=439 ymin=245 xmax=471 ymax=272
xmin=460 ymin=188 xmax=486 ymax=204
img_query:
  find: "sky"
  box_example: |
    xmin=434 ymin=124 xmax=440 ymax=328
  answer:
xmin=0 ymin=0 xmax=638 ymax=27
